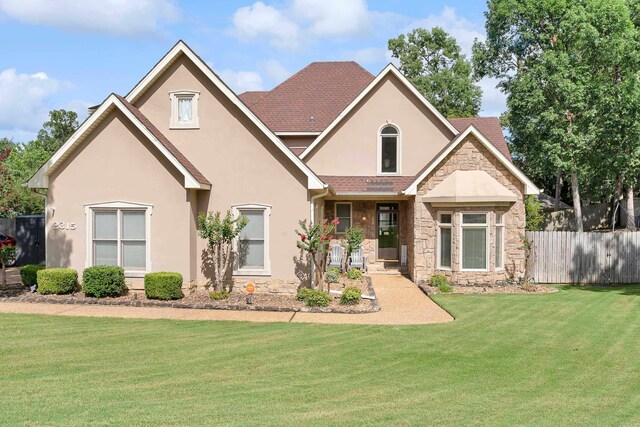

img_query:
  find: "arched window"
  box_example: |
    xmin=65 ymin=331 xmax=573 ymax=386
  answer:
xmin=379 ymin=125 xmax=400 ymax=174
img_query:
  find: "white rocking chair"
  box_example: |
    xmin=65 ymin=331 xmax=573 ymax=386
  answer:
xmin=348 ymin=246 xmax=367 ymax=272
xmin=327 ymin=244 xmax=345 ymax=272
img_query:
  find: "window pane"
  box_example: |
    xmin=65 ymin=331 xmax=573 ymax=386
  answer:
xmin=94 ymin=241 xmax=117 ymax=266
xmin=496 ymin=212 xmax=504 ymax=225
xmin=122 ymin=211 xmax=145 ymax=240
xmin=462 ymin=213 xmax=487 ymax=224
xmin=336 ymin=204 xmax=351 ymax=218
xmin=94 ymin=211 xmax=117 ymax=239
xmin=239 ymin=240 xmax=264 ymax=269
xmin=178 ymin=98 xmax=192 ymax=122
xmin=495 ymin=227 xmax=503 ymax=268
xmin=440 ymin=213 xmax=452 ymax=224
xmin=462 ymin=228 xmax=487 ymax=269
xmin=123 ymin=241 xmax=146 ymax=270
xmin=240 ymin=210 xmax=264 ymax=239
xmin=381 ymin=136 xmax=397 ymax=173
xmin=381 ymin=126 xmax=398 ymax=135
xmin=336 ymin=219 xmax=350 ymax=233
xmin=440 ymin=227 xmax=452 ymax=268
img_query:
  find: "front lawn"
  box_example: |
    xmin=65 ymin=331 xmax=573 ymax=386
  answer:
xmin=1 ymin=285 xmax=640 ymax=425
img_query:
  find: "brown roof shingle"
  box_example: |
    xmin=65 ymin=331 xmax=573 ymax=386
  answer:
xmin=115 ymin=95 xmax=211 ymax=186
xmin=239 ymin=61 xmax=375 ymax=133
xmin=448 ymin=117 xmax=511 ymax=160
xmin=320 ymin=175 xmax=415 ymax=195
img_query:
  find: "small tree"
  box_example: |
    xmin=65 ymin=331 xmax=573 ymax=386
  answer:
xmin=197 ymin=210 xmax=248 ymax=292
xmin=0 ymin=245 xmax=16 ymax=286
xmin=295 ymin=218 xmax=338 ymax=290
xmin=341 ymin=226 xmax=365 ymax=270
xmin=525 ymin=195 xmax=544 ymax=231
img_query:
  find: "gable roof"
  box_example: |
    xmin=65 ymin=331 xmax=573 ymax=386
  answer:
xmin=403 ymin=125 xmax=539 ymax=196
xmin=239 ymin=62 xmax=375 ymax=133
xmin=28 ymin=94 xmax=211 ymax=190
xmin=299 ymin=64 xmax=460 ymax=160
xmin=448 ymin=117 xmax=511 ymax=160
xmin=124 ymin=40 xmax=325 ymax=190
xmin=239 ymin=91 xmax=268 ymax=108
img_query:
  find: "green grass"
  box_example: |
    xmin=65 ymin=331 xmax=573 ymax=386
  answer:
xmin=2 ymin=286 xmax=640 ymax=426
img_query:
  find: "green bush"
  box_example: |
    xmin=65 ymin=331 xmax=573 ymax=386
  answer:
xmin=82 ymin=266 xmax=125 ymax=298
xmin=144 ymin=272 xmax=183 ymax=300
xmin=340 ymin=286 xmax=362 ymax=305
xmin=37 ymin=268 xmax=78 ymax=295
xmin=347 ymin=268 xmax=363 ymax=280
xmin=20 ymin=264 xmax=45 ymax=287
xmin=328 ymin=267 xmax=341 ymax=276
xmin=296 ymin=287 xmax=313 ymax=301
xmin=304 ymin=290 xmax=332 ymax=307
xmin=431 ymin=274 xmax=452 ymax=293
xmin=210 ymin=290 xmax=229 ymax=300
xmin=325 ymin=269 xmax=339 ymax=284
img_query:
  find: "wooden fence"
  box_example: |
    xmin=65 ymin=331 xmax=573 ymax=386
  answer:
xmin=527 ymin=231 xmax=640 ymax=284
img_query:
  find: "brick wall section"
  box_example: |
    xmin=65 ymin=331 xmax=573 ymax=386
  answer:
xmin=411 ymin=135 xmax=526 ymax=285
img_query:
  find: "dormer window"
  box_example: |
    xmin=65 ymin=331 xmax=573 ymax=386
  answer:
xmin=378 ymin=125 xmax=401 ymax=175
xmin=170 ymin=91 xmax=200 ymax=129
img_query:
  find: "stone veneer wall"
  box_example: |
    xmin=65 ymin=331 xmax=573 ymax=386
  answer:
xmin=412 ymin=135 xmax=526 ymax=285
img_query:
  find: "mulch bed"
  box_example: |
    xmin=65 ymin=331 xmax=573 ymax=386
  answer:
xmin=0 ymin=278 xmax=379 ymax=314
xmin=421 ymin=283 xmax=557 ymax=295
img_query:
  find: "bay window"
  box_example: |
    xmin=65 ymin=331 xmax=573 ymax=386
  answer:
xmin=495 ymin=212 xmax=504 ymax=269
xmin=437 ymin=212 xmax=452 ymax=269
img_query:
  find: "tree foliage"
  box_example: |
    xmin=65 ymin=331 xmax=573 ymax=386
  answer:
xmin=197 ymin=210 xmax=248 ymax=292
xmin=295 ymin=218 xmax=338 ymax=290
xmin=0 ymin=147 xmax=19 ymax=218
xmin=389 ymin=27 xmax=482 ymax=117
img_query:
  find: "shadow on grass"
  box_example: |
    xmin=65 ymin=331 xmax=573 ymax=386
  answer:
xmin=558 ymin=284 xmax=640 ymax=296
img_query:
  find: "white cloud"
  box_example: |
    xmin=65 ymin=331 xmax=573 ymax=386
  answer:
xmin=0 ymin=0 xmax=180 ymax=37
xmin=231 ymin=0 xmax=373 ymax=51
xmin=478 ymin=77 xmax=507 ymax=117
xmin=0 ymin=68 xmax=63 ymax=139
xmin=232 ymin=2 xmax=301 ymax=50
xmin=405 ymin=6 xmax=483 ymax=57
xmin=217 ymin=69 xmax=264 ymax=93
xmin=262 ymin=59 xmax=291 ymax=83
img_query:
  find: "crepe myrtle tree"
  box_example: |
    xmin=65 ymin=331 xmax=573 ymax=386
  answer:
xmin=0 ymin=245 xmax=16 ymax=286
xmin=197 ymin=210 xmax=248 ymax=292
xmin=295 ymin=218 xmax=339 ymax=290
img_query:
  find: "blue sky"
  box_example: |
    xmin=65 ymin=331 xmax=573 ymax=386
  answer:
xmin=0 ymin=0 xmax=504 ymax=142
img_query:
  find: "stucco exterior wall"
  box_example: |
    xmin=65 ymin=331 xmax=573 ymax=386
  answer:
xmin=134 ymin=55 xmax=311 ymax=284
xmin=46 ymin=110 xmax=194 ymax=285
xmin=412 ymin=135 xmax=526 ymax=285
xmin=304 ymin=74 xmax=455 ymax=176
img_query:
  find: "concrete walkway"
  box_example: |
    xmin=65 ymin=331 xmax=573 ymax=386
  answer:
xmin=0 ymin=275 xmax=453 ymax=325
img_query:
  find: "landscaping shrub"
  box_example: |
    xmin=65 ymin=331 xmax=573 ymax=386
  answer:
xmin=347 ymin=268 xmax=363 ymax=280
xmin=325 ymin=269 xmax=339 ymax=284
xmin=304 ymin=290 xmax=331 ymax=307
xmin=144 ymin=272 xmax=183 ymax=300
xmin=328 ymin=267 xmax=341 ymax=276
xmin=431 ymin=274 xmax=452 ymax=293
xmin=340 ymin=286 xmax=361 ymax=305
xmin=210 ymin=290 xmax=229 ymax=300
xmin=82 ymin=266 xmax=125 ymax=298
xmin=37 ymin=268 xmax=78 ymax=295
xmin=296 ymin=287 xmax=313 ymax=301
xmin=20 ymin=264 xmax=45 ymax=287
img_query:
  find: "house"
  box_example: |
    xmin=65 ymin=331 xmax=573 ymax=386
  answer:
xmin=28 ymin=41 xmax=539 ymax=292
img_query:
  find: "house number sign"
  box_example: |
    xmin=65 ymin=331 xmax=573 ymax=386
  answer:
xmin=52 ymin=222 xmax=77 ymax=230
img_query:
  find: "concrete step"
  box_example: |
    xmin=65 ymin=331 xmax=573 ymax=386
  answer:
xmin=366 ymin=262 xmax=408 ymax=276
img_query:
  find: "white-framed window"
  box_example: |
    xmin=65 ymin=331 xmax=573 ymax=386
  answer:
xmin=495 ymin=212 xmax=504 ymax=270
xmin=232 ymin=204 xmax=271 ymax=276
xmin=437 ymin=212 xmax=452 ymax=269
xmin=85 ymin=202 xmax=152 ymax=277
xmin=170 ymin=90 xmax=200 ymax=129
xmin=335 ymin=202 xmax=352 ymax=234
xmin=377 ymin=124 xmax=401 ymax=175
xmin=461 ymin=212 xmax=488 ymax=271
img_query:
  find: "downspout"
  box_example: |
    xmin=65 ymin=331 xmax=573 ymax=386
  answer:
xmin=309 ymin=186 xmax=329 ymax=288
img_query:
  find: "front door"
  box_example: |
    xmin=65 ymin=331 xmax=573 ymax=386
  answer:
xmin=377 ymin=203 xmax=399 ymax=260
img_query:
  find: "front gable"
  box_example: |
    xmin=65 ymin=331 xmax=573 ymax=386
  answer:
xmin=302 ymin=68 xmax=457 ymax=177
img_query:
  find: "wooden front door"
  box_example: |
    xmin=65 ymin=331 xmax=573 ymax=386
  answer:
xmin=377 ymin=203 xmax=399 ymax=260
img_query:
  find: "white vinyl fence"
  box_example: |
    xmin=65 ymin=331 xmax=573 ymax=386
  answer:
xmin=527 ymin=231 xmax=640 ymax=284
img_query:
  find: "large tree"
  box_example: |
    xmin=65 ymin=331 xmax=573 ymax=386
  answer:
xmin=473 ymin=0 xmax=634 ymax=231
xmin=389 ymin=27 xmax=482 ymax=117
xmin=33 ymin=109 xmax=79 ymax=154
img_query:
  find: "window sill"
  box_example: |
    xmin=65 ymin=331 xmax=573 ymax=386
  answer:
xmin=460 ymin=268 xmax=489 ymax=272
xmin=169 ymin=124 xmax=200 ymax=130
xmin=436 ymin=267 xmax=452 ymax=271
xmin=233 ymin=270 xmax=271 ymax=277
xmin=125 ymin=271 xmax=147 ymax=278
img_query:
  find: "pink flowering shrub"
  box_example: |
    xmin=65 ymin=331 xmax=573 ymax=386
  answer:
xmin=295 ymin=218 xmax=339 ymax=289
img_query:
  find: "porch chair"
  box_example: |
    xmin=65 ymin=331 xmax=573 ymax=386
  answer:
xmin=348 ymin=246 xmax=367 ymax=272
xmin=327 ymin=244 xmax=345 ymax=272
